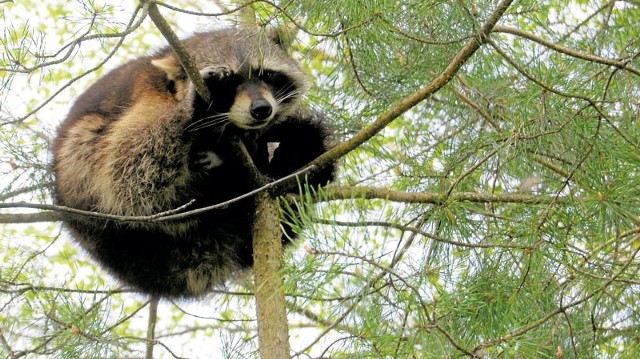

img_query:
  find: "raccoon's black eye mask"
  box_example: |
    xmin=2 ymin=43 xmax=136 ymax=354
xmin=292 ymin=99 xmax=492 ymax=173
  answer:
xmin=259 ymin=71 xmax=295 ymax=97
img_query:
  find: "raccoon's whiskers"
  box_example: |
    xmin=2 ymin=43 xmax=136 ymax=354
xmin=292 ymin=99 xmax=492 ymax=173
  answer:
xmin=186 ymin=113 xmax=230 ymax=132
xmin=187 ymin=114 xmax=223 ymax=129
xmin=274 ymin=83 xmax=296 ymax=99
xmin=205 ymin=100 xmax=216 ymax=112
xmin=275 ymin=88 xmax=302 ymax=104
xmin=187 ymin=118 xmax=229 ymax=132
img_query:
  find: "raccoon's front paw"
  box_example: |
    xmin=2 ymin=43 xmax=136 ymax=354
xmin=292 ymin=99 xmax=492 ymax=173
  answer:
xmin=201 ymin=65 xmax=233 ymax=82
xmin=193 ymin=150 xmax=224 ymax=171
xmin=186 ymin=66 xmax=234 ymax=115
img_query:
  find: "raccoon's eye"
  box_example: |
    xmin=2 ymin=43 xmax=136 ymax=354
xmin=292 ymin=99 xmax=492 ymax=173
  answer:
xmin=258 ymin=70 xmax=296 ymax=100
xmin=259 ymin=70 xmax=275 ymax=80
xmin=166 ymin=79 xmax=177 ymax=95
xmin=258 ymin=70 xmax=282 ymax=83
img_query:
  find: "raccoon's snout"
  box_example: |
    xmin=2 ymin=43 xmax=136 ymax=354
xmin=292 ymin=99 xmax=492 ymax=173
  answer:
xmin=250 ymin=99 xmax=273 ymax=122
xmin=228 ymin=86 xmax=278 ymax=129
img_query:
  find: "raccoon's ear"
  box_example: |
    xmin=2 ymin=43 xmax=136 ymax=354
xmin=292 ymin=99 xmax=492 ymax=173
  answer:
xmin=267 ymin=24 xmax=299 ymax=51
xmin=151 ymin=54 xmax=184 ymax=81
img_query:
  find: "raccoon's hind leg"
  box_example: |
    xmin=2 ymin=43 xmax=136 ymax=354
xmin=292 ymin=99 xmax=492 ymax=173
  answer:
xmin=259 ymin=110 xmax=336 ymax=186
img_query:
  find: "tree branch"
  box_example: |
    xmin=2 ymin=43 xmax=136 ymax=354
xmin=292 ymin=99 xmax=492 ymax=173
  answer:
xmin=252 ymin=191 xmax=290 ymax=359
xmin=0 ymin=186 xmax=563 ymax=224
xmin=228 ymin=139 xmax=292 ymax=358
xmin=471 ymin=244 xmax=640 ymax=354
xmin=146 ymin=1 xmax=211 ymax=103
xmin=323 ymin=186 xmax=564 ymax=205
xmin=493 ymin=25 xmax=640 ymax=76
xmin=307 ymin=0 xmax=514 ymax=171
xmin=0 ymin=211 xmax=59 ymax=224
xmin=146 ymin=297 xmax=159 ymax=359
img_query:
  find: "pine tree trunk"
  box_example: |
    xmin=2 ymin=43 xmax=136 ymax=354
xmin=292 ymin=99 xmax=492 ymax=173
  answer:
xmin=252 ymin=191 xmax=291 ymax=358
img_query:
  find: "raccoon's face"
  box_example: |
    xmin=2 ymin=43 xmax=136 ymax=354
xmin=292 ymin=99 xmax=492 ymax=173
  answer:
xmin=222 ymin=66 xmax=302 ymax=129
xmin=151 ymin=28 xmax=307 ymax=131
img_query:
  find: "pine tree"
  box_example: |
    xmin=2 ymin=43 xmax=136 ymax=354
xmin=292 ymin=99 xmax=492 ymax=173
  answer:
xmin=1 ymin=1 xmax=639 ymax=357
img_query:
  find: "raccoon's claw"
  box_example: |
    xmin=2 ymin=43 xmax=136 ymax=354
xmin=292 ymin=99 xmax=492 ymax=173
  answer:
xmin=201 ymin=65 xmax=233 ymax=81
xmin=193 ymin=150 xmax=224 ymax=171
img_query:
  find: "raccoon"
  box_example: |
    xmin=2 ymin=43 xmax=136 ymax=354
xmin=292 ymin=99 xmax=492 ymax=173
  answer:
xmin=52 ymin=27 xmax=335 ymax=298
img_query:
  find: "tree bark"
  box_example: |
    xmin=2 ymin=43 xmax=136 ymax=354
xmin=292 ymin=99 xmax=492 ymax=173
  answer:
xmin=145 ymin=297 xmax=159 ymax=359
xmin=252 ymin=191 xmax=291 ymax=358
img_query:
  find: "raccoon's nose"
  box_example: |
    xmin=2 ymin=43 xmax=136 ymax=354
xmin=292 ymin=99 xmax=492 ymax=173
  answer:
xmin=250 ymin=100 xmax=273 ymax=122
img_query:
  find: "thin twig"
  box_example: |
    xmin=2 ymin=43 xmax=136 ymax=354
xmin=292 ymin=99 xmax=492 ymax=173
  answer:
xmin=3 ymin=3 xmax=148 ymax=126
xmin=471 ymin=244 xmax=640 ymax=354
xmin=316 ymin=219 xmax=533 ymax=250
xmin=0 ymin=182 xmax=52 ymax=202
xmin=0 ymin=331 xmax=17 ymax=359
